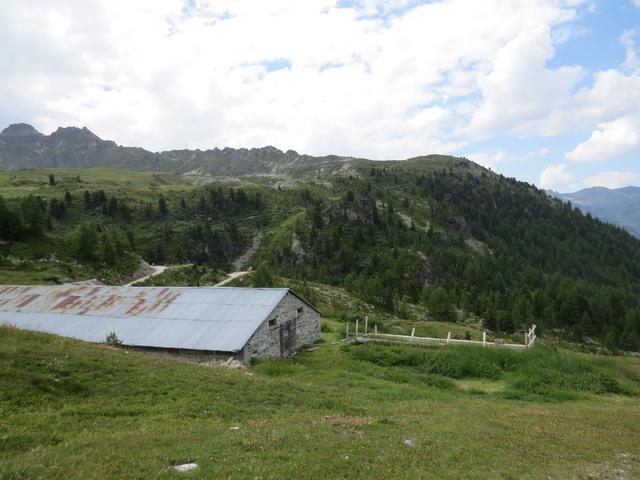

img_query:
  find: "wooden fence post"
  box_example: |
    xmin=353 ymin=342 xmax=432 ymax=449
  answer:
xmin=446 ymin=332 xmax=451 ymax=345
xmin=374 ymin=325 xmax=378 ymax=334
xmin=355 ymin=318 xmax=359 ymax=338
xmin=527 ymin=324 xmax=537 ymax=347
xmin=411 ymin=327 xmax=416 ymax=337
xmin=482 ymin=331 xmax=487 ymax=348
xmin=346 ymin=323 xmax=349 ymax=339
xmin=365 ymin=315 xmax=368 ymax=335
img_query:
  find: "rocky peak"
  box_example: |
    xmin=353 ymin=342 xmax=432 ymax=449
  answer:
xmin=256 ymin=145 xmax=283 ymax=155
xmin=0 ymin=123 xmax=42 ymax=137
xmin=50 ymin=126 xmax=101 ymax=141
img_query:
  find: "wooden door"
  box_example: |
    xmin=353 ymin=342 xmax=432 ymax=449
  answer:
xmin=280 ymin=319 xmax=297 ymax=357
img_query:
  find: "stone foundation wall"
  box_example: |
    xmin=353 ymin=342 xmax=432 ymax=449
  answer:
xmin=129 ymin=346 xmax=242 ymax=364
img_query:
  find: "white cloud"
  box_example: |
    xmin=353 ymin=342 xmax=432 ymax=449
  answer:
xmin=583 ymin=171 xmax=640 ymax=189
xmin=551 ymin=24 xmax=588 ymax=44
xmin=0 ymin=0 xmax=590 ymax=159
xmin=463 ymin=17 xmax=640 ymax=142
xmin=1 ymin=0 xmax=637 ymax=175
xmin=565 ymin=115 xmax=640 ymax=162
xmin=465 ymin=25 xmax=583 ymax=138
xmin=539 ymin=163 xmax=574 ymax=189
xmin=620 ymin=29 xmax=639 ymax=72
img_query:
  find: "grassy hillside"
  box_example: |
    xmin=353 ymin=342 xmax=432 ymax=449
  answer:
xmin=252 ymin=164 xmax=640 ymax=350
xmin=2 ymin=161 xmax=640 ymax=349
xmin=1 ymin=326 xmax=639 ymax=479
xmin=0 ymin=168 xmax=304 ymax=284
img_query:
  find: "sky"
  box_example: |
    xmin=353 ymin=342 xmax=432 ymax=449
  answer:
xmin=1 ymin=0 xmax=639 ymax=192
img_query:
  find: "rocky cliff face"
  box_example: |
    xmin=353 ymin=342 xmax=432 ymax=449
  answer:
xmin=0 ymin=123 xmax=360 ymax=178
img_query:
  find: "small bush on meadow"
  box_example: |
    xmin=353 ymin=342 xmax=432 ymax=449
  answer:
xmin=320 ymin=322 xmax=334 ymax=333
xmin=105 ymin=331 xmax=122 ymax=346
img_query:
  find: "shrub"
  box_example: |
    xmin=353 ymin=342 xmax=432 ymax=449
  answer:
xmin=105 ymin=331 xmax=122 ymax=346
xmin=320 ymin=322 xmax=334 ymax=333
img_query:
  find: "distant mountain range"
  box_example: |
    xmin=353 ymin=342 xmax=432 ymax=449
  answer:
xmin=0 ymin=123 xmax=367 ymax=180
xmin=0 ymin=122 xmax=488 ymax=182
xmin=549 ymin=187 xmax=640 ymax=238
xmin=2 ymin=123 xmax=638 ymax=238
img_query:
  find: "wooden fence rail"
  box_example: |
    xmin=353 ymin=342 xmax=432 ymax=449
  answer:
xmin=346 ymin=323 xmax=537 ymax=350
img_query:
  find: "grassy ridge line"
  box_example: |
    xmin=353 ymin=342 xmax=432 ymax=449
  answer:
xmin=1 ymin=326 xmax=639 ymax=479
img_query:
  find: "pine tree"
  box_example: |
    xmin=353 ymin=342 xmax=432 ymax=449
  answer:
xmin=20 ymin=195 xmax=46 ymax=235
xmin=158 ymin=196 xmax=168 ymax=216
xmin=0 ymin=196 xmax=22 ymax=240
xmin=253 ymin=263 xmax=273 ymax=287
xmin=428 ymin=286 xmax=456 ymax=322
xmin=77 ymin=222 xmax=98 ymax=261
xmin=620 ymin=309 xmax=640 ymax=351
xmin=102 ymin=236 xmax=118 ymax=265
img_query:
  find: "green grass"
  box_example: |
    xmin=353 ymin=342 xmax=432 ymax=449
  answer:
xmin=0 ymin=168 xmax=190 ymax=199
xmin=1 ymin=326 xmax=640 ymax=479
xmin=346 ymin=343 xmax=639 ymax=400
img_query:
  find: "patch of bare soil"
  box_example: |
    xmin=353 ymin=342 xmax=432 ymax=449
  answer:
xmin=583 ymin=453 xmax=640 ymax=480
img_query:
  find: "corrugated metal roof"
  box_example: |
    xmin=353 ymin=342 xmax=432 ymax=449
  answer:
xmin=0 ymin=285 xmax=291 ymax=352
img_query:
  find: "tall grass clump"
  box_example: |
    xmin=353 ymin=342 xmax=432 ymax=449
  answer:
xmin=346 ymin=343 xmax=639 ymax=400
xmin=502 ymin=349 xmax=636 ymax=400
xmin=346 ymin=343 xmax=523 ymax=379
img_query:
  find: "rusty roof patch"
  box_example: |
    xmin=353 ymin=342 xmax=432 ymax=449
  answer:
xmin=96 ymin=295 xmax=121 ymax=310
xmin=16 ymin=294 xmax=40 ymax=309
xmin=126 ymin=299 xmax=146 ymax=316
xmin=53 ymin=295 xmax=82 ymax=310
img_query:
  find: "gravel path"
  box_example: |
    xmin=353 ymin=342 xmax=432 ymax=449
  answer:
xmin=124 ymin=265 xmax=168 ymax=286
xmin=214 ymin=270 xmax=251 ymax=287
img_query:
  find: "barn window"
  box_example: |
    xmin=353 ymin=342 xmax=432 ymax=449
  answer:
xmin=269 ymin=318 xmax=277 ymax=327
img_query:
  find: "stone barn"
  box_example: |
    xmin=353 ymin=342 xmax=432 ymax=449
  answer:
xmin=0 ymin=285 xmax=321 ymax=363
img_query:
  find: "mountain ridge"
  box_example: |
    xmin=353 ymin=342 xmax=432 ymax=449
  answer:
xmin=0 ymin=123 xmax=487 ymax=181
xmin=549 ymin=186 xmax=640 ymax=238
xmin=0 ymin=123 xmax=358 ymax=178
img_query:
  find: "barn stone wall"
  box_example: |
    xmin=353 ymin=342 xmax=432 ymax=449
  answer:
xmin=242 ymin=292 xmax=320 ymax=363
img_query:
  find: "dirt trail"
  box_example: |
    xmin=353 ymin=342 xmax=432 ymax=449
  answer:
xmin=214 ymin=270 xmax=251 ymax=287
xmin=125 ymin=265 xmax=168 ymax=286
